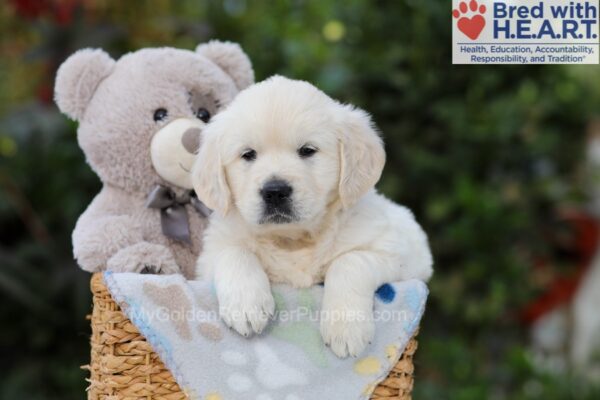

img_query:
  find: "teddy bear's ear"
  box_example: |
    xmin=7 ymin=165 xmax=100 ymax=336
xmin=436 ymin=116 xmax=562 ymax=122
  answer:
xmin=54 ymin=48 xmax=115 ymax=121
xmin=196 ymin=40 xmax=254 ymax=91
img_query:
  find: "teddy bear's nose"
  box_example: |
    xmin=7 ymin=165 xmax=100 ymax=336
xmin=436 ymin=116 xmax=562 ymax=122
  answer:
xmin=181 ymin=127 xmax=201 ymax=154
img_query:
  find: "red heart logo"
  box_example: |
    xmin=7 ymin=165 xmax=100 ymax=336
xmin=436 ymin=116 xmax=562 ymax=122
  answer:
xmin=457 ymin=15 xmax=485 ymax=40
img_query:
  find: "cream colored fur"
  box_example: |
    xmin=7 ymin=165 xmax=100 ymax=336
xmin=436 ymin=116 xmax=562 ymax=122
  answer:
xmin=193 ymin=76 xmax=433 ymax=357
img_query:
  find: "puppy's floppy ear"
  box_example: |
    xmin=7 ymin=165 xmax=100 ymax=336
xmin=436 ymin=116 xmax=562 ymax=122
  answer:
xmin=337 ymin=105 xmax=386 ymax=209
xmin=54 ymin=48 xmax=115 ymax=121
xmin=196 ymin=40 xmax=254 ymax=91
xmin=191 ymin=128 xmax=231 ymax=215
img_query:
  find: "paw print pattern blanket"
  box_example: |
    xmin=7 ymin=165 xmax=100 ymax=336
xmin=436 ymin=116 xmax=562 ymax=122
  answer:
xmin=104 ymin=272 xmax=428 ymax=400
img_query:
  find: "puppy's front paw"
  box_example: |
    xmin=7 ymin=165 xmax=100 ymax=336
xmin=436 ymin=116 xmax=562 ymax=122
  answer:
xmin=321 ymin=293 xmax=375 ymax=358
xmin=323 ymin=318 xmax=375 ymax=359
xmin=217 ymin=283 xmax=275 ymax=337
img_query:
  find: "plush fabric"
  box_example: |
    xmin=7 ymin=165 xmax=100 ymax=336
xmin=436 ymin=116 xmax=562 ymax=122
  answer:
xmin=104 ymin=272 xmax=428 ymax=400
xmin=54 ymin=42 xmax=254 ymax=278
xmin=196 ymin=41 xmax=255 ymax=91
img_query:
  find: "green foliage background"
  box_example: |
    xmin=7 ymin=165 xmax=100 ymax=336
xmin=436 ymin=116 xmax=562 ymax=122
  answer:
xmin=1 ymin=1 xmax=599 ymax=399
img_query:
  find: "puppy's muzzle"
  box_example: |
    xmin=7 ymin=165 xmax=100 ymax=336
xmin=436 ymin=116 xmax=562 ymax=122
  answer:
xmin=260 ymin=179 xmax=295 ymax=224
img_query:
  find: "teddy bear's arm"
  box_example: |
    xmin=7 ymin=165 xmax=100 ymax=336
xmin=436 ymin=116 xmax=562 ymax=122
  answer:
xmin=106 ymin=242 xmax=180 ymax=274
xmin=73 ymin=208 xmax=181 ymax=274
xmin=72 ymin=211 xmax=143 ymax=272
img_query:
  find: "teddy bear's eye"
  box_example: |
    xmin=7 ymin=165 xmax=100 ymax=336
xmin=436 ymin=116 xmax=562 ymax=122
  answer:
xmin=241 ymin=149 xmax=257 ymax=162
xmin=153 ymin=108 xmax=168 ymax=122
xmin=195 ymin=107 xmax=211 ymax=123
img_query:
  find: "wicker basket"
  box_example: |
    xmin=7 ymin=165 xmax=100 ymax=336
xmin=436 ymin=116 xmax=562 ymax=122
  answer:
xmin=86 ymin=273 xmax=418 ymax=399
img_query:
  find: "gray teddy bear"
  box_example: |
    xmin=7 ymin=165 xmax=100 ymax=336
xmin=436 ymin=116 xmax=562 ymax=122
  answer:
xmin=54 ymin=41 xmax=254 ymax=278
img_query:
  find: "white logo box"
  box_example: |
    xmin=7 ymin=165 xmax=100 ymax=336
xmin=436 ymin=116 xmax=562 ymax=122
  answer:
xmin=452 ymin=0 xmax=599 ymax=64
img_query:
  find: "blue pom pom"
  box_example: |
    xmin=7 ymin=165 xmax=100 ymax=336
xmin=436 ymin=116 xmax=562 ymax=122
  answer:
xmin=375 ymin=283 xmax=396 ymax=303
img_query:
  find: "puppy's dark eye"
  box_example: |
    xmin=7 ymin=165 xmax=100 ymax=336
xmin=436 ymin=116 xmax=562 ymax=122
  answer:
xmin=241 ymin=149 xmax=257 ymax=162
xmin=195 ymin=107 xmax=211 ymax=123
xmin=298 ymin=145 xmax=318 ymax=158
xmin=153 ymin=108 xmax=168 ymax=122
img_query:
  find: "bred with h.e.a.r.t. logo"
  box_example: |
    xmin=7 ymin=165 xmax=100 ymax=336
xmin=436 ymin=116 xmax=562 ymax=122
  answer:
xmin=452 ymin=0 xmax=599 ymax=64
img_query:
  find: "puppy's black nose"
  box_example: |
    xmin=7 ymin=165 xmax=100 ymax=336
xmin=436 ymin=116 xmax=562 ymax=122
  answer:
xmin=261 ymin=179 xmax=293 ymax=205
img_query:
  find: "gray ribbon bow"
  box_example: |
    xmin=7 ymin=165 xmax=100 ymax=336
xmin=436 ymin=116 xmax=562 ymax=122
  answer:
xmin=146 ymin=185 xmax=211 ymax=244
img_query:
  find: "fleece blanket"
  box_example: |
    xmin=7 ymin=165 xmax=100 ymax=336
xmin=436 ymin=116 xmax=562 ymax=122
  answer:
xmin=104 ymin=272 xmax=428 ymax=400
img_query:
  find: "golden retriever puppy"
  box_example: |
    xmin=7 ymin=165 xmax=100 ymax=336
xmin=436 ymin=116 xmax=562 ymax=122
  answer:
xmin=192 ymin=76 xmax=433 ymax=357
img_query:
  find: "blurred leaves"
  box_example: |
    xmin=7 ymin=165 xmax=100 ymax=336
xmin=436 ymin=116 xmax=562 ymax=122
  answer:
xmin=1 ymin=0 xmax=599 ymax=398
